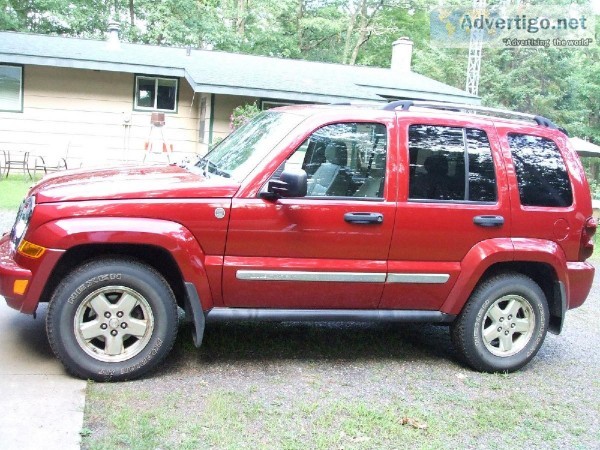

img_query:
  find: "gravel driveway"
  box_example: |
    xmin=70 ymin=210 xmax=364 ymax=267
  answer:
xmin=0 ymin=209 xmax=597 ymax=448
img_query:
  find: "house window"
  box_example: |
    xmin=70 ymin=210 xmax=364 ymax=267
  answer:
xmin=134 ymin=75 xmax=178 ymax=112
xmin=0 ymin=64 xmax=23 ymax=112
xmin=261 ymin=100 xmax=294 ymax=110
xmin=260 ymin=99 xmax=308 ymax=110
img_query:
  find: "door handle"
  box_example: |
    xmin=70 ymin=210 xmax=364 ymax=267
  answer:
xmin=473 ymin=215 xmax=504 ymax=227
xmin=344 ymin=212 xmax=384 ymax=224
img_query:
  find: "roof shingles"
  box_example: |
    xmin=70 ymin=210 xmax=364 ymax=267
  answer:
xmin=0 ymin=31 xmax=479 ymax=104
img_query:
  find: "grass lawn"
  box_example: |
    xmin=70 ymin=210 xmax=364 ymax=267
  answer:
xmin=82 ymin=320 xmax=599 ymax=450
xmin=0 ymin=174 xmax=39 ymax=210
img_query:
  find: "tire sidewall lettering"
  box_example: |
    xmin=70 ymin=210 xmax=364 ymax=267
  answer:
xmin=47 ymin=260 xmax=177 ymax=381
xmin=454 ymin=273 xmax=550 ymax=372
xmin=118 ymin=338 xmax=163 ymax=376
xmin=67 ymin=273 xmax=122 ymax=305
xmin=524 ymin=303 xmax=546 ymax=359
xmin=473 ymin=298 xmax=494 ymax=350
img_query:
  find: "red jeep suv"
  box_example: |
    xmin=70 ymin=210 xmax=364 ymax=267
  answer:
xmin=0 ymin=101 xmax=595 ymax=380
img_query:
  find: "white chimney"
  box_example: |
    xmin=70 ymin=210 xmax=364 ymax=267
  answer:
xmin=107 ymin=21 xmax=121 ymax=49
xmin=391 ymin=37 xmax=413 ymax=73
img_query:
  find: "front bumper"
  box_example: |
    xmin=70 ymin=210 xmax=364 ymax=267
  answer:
xmin=0 ymin=235 xmax=63 ymax=314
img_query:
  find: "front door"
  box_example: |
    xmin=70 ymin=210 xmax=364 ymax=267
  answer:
xmin=223 ymin=120 xmax=397 ymax=309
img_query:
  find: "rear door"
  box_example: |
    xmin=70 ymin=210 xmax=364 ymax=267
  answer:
xmin=496 ymin=125 xmax=582 ymax=261
xmin=223 ymin=118 xmax=398 ymax=309
xmin=380 ymin=116 xmax=511 ymax=310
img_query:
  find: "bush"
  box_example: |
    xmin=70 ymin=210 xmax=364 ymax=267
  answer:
xmin=230 ymin=103 xmax=260 ymax=131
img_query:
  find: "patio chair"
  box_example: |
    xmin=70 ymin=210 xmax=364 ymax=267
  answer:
xmin=2 ymin=150 xmax=31 ymax=179
xmin=33 ymin=155 xmax=68 ymax=178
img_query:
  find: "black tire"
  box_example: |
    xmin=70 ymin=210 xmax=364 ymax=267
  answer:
xmin=451 ymin=272 xmax=549 ymax=373
xmin=46 ymin=258 xmax=178 ymax=381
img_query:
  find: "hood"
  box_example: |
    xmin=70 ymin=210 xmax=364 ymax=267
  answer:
xmin=30 ymin=164 xmax=240 ymax=203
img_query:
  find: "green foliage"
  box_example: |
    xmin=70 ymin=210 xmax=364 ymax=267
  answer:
xmin=588 ymin=178 xmax=600 ymax=200
xmin=230 ymin=102 xmax=261 ymax=131
xmin=1 ymin=0 xmax=598 ymax=158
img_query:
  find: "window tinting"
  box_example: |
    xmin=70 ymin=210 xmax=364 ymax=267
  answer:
xmin=467 ymin=129 xmax=496 ymax=202
xmin=409 ymin=125 xmax=496 ymax=202
xmin=508 ymin=134 xmax=572 ymax=207
xmin=0 ymin=65 xmax=23 ymax=112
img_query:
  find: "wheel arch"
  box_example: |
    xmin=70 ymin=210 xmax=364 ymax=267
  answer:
xmin=39 ymin=244 xmax=187 ymax=310
xmin=28 ymin=217 xmax=216 ymax=314
xmin=442 ymin=238 xmax=567 ymax=334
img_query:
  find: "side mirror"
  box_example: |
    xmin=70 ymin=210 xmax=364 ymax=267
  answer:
xmin=263 ymin=169 xmax=307 ymax=199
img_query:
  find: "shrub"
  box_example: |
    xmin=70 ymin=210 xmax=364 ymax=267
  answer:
xmin=230 ymin=103 xmax=260 ymax=131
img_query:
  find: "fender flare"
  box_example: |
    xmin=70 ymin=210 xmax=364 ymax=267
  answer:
xmin=27 ymin=217 xmax=216 ymax=313
xmin=441 ymin=238 xmax=568 ymax=316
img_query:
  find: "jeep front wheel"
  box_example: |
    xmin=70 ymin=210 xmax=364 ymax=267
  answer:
xmin=451 ymin=273 xmax=549 ymax=373
xmin=46 ymin=259 xmax=178 ymax=381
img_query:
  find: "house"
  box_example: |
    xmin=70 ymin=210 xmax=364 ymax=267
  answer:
xmin=0 ymin=29 xmax=479 ymax=166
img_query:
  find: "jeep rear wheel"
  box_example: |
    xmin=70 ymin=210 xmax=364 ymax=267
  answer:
xmin=451 ymin=273 xmax=549 ymax=373
xmin=46 ymin=259 xmax=178 ymax=381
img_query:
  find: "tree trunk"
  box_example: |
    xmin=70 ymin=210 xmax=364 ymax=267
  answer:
xmin=348 ymin=0 xmax=368 ymax=65
xmin=129 ymin=0 xmax=135 ymax=27
xmin=348 ymin=0 xmax=382 ymax=65
xmin=342 ymin=1 xmax=359 ymax=64
xmin=236 ymin=0 xmax=246 ymax=37
xmin=297 ymin=0 xmax=304 ymax=51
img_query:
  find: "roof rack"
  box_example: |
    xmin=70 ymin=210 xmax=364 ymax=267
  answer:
xmin=382 ymin=100 xmax=561 ymax=131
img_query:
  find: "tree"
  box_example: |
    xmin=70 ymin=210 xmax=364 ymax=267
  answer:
xmin=342 ymin=0 xmax=384 ymax=65
xmin=0 ymin=0 xmax=597 ymax=147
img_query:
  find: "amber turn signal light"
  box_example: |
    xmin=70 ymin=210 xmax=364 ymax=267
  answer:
xmin=17 ymin=240 xmax=47 ymax=259
xmin=13 ymin=279 xmax=29 ymax=295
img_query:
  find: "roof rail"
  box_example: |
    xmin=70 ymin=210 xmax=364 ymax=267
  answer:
xmin=383 ymin=100 xmax=560 ymax=130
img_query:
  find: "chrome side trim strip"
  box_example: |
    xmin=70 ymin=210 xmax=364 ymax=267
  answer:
xmin=387 ymin=273 xmax=450 ymax=284
xmin=236 ymin=270 xmax=387 ymax=283
xmin=206 ymin=307 xmax=456 ymax=323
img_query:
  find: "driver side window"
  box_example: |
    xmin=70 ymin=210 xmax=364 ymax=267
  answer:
xmin=278 ymin=122 xmax=388 ymax=199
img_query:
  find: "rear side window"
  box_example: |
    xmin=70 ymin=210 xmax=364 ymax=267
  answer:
xmin=409 ymin=125 xmax=496 ymax=202
xmin=508 ymin=134 xmax=572 ymax=207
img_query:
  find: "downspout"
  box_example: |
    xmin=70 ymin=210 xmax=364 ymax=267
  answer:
xmin=209 ymin=93 xmax=215 ymax=146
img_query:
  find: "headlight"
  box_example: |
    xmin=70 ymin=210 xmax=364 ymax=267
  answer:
xmin=10 ymin=196 xmax=35 ymax=250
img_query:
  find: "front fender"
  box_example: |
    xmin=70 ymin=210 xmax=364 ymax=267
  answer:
xmin=441 ymin=238 xmax=568 ymax=315
xmin=26 ymin=217 xmax=216 ymax=311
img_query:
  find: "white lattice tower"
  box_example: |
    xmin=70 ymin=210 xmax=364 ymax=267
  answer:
xmin=466 ymin=0 xmax=486 ymax=96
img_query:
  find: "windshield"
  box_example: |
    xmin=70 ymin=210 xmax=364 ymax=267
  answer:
xmin=194 ymin=111 xmax=305 ymax=182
